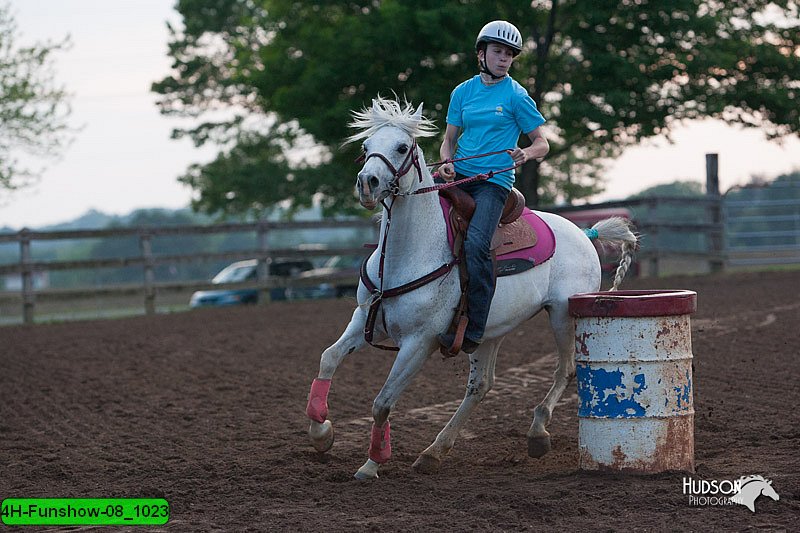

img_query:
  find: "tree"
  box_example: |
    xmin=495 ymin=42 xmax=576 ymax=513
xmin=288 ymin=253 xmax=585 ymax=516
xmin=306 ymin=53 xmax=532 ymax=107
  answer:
xmin=154 ymin=0 xmax=800 ymax=215
xmin=0 ymin=3 xmax=73 ymax=192
xmin=628 ymin=180 xmax=705 ymax=198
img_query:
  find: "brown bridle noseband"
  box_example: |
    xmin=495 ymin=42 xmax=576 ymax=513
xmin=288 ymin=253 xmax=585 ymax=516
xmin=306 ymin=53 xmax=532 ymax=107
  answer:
xmin=356 ymin=138 xmax=424 ymax=196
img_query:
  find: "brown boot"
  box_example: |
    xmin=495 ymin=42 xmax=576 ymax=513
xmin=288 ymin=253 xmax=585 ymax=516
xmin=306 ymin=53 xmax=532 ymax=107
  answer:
xmin=437 ymin=333 xmax=481 ymax=355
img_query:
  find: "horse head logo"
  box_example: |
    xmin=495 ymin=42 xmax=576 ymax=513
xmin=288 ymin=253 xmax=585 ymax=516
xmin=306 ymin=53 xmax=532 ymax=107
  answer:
xmin=730 ymin=475 xmax=780 ymax=513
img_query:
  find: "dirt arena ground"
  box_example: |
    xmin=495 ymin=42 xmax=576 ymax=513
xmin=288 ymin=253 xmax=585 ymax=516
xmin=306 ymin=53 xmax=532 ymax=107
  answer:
xmin=1 ymin=270 xmax=798 ymax=531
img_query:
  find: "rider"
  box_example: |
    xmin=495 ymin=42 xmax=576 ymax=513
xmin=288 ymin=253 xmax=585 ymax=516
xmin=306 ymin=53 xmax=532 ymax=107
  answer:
xmin=438 ymin=20 xmax=549 ymax=354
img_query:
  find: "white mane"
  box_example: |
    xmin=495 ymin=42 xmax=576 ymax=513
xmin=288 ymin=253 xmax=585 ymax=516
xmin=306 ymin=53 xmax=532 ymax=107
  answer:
xmin=346 ymin=96 xmax=438 ymax=144
xmin=738 ymin=474 xmax=770 ymax=485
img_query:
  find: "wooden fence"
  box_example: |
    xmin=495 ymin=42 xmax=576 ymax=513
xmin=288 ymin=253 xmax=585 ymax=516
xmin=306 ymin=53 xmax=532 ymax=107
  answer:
xmin=549 ymin=154 xmax=724 ymax=277
xmin=0 ymin=219 xmax=375 ymax=325
xmin=548 ymin=195 xmax=724 ymax=277
xmin=724 ymin=180 xmax=800 ymax=267
xmin=0 ymin=156 xmax=741 ymax=325
xmin=0 ymin=200 xmax=725 ymax=325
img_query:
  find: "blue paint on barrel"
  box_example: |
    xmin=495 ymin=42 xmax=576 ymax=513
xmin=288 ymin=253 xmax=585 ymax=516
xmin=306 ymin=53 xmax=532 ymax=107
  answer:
xmin=576 ymin=366 xmax=647 ymax=418
xmin=675 ymin=370 xmax=692 ymax=410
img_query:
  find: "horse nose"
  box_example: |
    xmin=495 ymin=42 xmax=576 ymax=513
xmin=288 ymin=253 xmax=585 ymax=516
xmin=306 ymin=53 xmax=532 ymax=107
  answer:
xmin=358 ymin=172 xmax=380 ymax=195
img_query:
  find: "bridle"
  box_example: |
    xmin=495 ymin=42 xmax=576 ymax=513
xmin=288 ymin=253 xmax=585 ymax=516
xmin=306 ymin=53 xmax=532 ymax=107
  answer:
xmin=356 ymin=138 xmax=424 ymax=197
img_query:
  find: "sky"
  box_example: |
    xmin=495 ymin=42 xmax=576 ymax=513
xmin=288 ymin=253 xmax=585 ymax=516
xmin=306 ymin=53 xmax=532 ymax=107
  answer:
xmin=1 ymin=0 xmax=799 ymax=230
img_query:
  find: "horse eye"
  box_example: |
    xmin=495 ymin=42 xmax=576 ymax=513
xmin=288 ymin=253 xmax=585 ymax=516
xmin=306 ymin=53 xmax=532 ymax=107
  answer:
xmin=397 ymin=144 xmax=408 ymax=154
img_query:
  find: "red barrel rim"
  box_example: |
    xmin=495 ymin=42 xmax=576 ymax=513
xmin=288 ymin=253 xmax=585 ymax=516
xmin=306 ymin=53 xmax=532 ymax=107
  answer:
xmin=569 ymin=290 xmax=697 ymax=317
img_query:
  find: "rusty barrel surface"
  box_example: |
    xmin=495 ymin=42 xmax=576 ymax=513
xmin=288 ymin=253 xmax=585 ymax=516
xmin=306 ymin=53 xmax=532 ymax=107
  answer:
xmin=569 ymin=290 xmax=697 ymax=473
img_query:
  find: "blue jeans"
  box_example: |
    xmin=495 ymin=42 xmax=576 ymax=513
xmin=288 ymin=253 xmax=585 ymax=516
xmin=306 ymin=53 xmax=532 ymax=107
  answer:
xmin=457 ymin=178 xmax=509 ymax=341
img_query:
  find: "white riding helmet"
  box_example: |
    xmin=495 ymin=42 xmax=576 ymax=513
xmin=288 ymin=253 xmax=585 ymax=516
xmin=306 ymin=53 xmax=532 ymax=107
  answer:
xmin=475 ymin=20 xmax=523 ymax=56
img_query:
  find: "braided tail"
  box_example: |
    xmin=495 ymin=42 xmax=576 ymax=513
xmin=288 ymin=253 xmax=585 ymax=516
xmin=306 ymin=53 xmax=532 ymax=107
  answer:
xmin=584 ymin=217 xmax=639 ymax=291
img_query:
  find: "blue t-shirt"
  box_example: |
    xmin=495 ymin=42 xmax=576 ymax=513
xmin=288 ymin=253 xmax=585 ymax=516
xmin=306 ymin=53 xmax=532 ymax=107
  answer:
xmin=446 ymin=75 xmax=545 ymax=189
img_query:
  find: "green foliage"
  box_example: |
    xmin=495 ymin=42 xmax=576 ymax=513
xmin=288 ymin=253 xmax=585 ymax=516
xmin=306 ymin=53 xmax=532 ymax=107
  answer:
xmin=726 ymin=170 xmax=800 ymax=201
xmin=629 ymin=180 xmax=705 ymax=198
xmin=773 ymin=170 xmax=800 ymax=184
xmin=0 ymin=2 xmax=74 ymax=192
xmin=154 ymin=0 xmax=800 ymax=213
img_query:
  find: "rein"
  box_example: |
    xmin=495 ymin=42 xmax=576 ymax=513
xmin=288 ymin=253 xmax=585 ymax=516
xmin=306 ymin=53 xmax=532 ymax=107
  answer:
xmin=357 ymin=142 xmax=518 ymax=351
xmin=357 ymin=144 xmax=521 ymax=197
xmin=360 ymin=249 xmax=459 ymax=352
xmin=418 ymin=150 xmax=522 ymax=194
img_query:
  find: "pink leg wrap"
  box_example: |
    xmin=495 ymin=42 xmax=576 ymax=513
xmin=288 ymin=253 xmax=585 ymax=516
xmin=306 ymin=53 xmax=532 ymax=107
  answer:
xmin=368 ymin=421 xmax=392 ymax=464
xmin=306 ymin=378 xmax=331 ymax=423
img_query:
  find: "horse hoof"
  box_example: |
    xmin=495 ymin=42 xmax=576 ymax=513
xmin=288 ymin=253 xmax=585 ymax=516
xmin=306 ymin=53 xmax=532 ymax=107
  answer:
xmin=412 ymin=454 xmax=441 ymax=474
xmin=354 ymin=459 xmax=380 ymax=480
xmin=353 ymin=470 xmax=379 ymax=481
xmin=527 ymin=433 xmax=552 ymax=459
xmin=309 ymin=420 xmax=334 ymax=453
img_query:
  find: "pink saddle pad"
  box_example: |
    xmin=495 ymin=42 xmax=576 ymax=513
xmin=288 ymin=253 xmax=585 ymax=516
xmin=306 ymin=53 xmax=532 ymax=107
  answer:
xmin=439 ymin=196 xmax=556 ymax=267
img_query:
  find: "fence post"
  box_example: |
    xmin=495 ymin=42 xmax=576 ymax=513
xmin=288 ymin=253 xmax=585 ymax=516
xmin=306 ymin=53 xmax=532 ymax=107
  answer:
xmin=256 ymin=221 xmax=271 ymax=304
xmin=19 ymin=228 xmax=34 ymax=324
xmin=705 ymin=153 xmax=724 ymax=273
xmin=140 ymin=231 xmax=156 ymax=315
xmin=646 ymin=199 xmax=660 ymax=277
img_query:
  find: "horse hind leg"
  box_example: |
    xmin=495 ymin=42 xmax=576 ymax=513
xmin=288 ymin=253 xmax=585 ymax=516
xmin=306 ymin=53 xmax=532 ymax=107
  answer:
xmin=412 ymin=337 xmax=502 ymax=474
xmin=528 ymin=302 xmax=576 ymax=458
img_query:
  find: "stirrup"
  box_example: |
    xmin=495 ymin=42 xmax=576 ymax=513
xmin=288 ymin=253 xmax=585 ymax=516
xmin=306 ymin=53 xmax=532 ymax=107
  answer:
xmin=438 ymin=316 xmax=469 ymax=357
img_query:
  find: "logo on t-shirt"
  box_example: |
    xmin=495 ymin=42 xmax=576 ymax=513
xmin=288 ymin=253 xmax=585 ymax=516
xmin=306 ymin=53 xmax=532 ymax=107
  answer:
xmin=495 ymin=105 xmax=504 ymax=116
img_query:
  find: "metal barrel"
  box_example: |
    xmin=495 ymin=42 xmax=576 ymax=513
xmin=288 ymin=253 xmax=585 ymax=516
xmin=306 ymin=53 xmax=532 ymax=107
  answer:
xmin=569 ymin=290 xmax=697 ymax=473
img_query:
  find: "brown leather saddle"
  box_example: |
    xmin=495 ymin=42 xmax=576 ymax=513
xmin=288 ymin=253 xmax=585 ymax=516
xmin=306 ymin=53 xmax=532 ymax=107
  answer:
xmin=438 ymin=185 xmax=537 ymax=259
xmin=436 ymin=185 xmax=538 ymax=356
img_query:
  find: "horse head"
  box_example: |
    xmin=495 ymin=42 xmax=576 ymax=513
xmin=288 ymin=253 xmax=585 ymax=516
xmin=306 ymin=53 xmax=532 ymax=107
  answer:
xmin=760 ymin=479 xmax=780 ymax=501
xmin=347 ymin=97 xmax=437 ymax=209
xmin=733 ymin=475 xmax=780 ymax=511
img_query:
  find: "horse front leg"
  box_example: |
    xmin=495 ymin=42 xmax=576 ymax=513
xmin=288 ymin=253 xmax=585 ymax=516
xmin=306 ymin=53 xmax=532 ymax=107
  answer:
xmin=412 ymin=337 xmax=502 ymax=474
xmin=307 ymin=305 xmax=383 ymax=453
xmin=528 ymin=302 xmax=576 ymax=458
xmin=353 ymin=337 xmax=436 ymax=480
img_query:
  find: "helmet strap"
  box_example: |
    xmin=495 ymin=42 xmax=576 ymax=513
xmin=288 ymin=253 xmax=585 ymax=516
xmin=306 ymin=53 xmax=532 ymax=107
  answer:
xmin=477 ymin=49 xmax=505 ymax=80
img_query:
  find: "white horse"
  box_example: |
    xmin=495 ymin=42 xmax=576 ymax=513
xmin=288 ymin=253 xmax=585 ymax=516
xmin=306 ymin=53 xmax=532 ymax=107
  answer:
xmin=306 ymin=97 xmax=637 ymax=480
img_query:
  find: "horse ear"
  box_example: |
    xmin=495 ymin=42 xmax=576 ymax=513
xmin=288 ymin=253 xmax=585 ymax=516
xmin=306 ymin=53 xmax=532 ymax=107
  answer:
xmin=413 ymin=102 xmax=424 ymax=120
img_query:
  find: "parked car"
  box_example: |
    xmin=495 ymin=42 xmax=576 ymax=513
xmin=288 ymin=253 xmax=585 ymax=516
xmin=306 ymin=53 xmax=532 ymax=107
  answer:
xmin=285 ymin=254 xmax=366 ymax=300
xmin=189 ymin=258 xmax=313 ymax=307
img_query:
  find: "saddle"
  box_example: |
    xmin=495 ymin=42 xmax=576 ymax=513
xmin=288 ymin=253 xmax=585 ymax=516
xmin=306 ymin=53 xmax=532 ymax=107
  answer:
xmin=436 ymin=186 xmax=556 ymax=356
xmin=440 ymin=185 xmax=526 ymax=231
xmin=437 ymin=187 xmax=555 ymax=271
